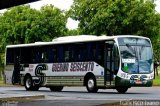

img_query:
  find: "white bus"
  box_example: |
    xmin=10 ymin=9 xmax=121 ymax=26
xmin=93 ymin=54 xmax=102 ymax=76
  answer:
xmin=4 ymin=35 xmax=154 ymax=93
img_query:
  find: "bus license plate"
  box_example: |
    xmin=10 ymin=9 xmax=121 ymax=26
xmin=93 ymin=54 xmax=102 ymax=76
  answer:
xmin=135 ymin=80 xmax=142 ymax=84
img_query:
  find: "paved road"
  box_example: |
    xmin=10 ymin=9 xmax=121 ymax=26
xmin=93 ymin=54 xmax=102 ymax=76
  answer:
xmin=0 ymin=86 xmax=160 ymax=106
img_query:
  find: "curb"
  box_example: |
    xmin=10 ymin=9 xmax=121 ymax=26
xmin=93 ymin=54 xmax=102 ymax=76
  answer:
xmin=0 ymin=95 xmax=45 ymax=101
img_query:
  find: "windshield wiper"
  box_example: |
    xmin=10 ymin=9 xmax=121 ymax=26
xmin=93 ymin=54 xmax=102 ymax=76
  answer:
xmin=138 ymin=45 xmax=145 ymax=59
xmin=126 ymin=44 xmax=136 ymax=57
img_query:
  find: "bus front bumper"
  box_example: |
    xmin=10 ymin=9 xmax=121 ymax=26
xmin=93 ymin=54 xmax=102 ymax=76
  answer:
xmin=115 ymin=76 xmax=153 ymax=87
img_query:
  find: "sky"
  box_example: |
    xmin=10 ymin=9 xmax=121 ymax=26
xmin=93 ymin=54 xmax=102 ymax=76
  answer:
xmin=155 ymin=0 xmax=160 ymax=13
xmin=0 ymin=0 xmax=160 ymax=29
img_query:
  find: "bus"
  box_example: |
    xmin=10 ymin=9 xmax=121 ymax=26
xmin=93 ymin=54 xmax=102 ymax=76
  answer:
xmin=4 ymin=35 xmax=154 ymax=93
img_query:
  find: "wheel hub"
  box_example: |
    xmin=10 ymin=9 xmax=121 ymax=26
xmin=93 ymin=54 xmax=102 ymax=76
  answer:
xmin=26 ymin=78 xmax=31 ymax=88
xmin=88 ymin=79 xmax=94 ymax=89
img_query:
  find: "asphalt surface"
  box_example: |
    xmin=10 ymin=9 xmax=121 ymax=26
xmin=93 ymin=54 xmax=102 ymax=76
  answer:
xmin=0 ymin=86 xmax=160 ymax=106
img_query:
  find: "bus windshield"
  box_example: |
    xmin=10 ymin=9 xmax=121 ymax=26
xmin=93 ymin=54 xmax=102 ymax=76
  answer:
xmin=118 ymin=37 xmax=153 ymax=74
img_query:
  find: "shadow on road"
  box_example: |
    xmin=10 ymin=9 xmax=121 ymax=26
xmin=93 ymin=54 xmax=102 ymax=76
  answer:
xmin=9 ymin=89 xmax=151 ymax=95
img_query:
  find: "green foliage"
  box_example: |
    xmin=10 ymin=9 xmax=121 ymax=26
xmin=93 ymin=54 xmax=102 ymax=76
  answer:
xmin=69 ymin=0 xmax=160 ymax=37
xmin=0 ymin=6 xmax=38 ymax=44
xmin=39 ymin=5 xmax=68 ymax=41
xmin=153 ymin=73 xmax=160 ymax=86
xmin=67 ymin=28 xmax=80 ymax=35
xmin=0 ymin=5 xmax=68 ymax=45
xmin=152 ymin=36 xmax=160 ymax=62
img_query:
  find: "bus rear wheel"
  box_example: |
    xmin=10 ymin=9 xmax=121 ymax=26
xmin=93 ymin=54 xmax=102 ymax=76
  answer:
xmin=86 ymin=76 xmax=98 ymax=93
xmin=49 ymin=86 xmax=63 ymax=92
xmin=116 ymin=87 xmax=128 ymax=94
xmin=24 ymin=75 xmax=39 ymax=91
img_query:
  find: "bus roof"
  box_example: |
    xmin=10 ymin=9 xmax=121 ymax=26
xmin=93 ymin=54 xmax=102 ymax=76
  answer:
xmin=6 ymin=35 xmax=150 ymax=48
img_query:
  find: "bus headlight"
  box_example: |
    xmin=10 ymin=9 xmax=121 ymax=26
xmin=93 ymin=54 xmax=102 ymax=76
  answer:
xmin=149 ymin=75 xmax=154 ymax=79
xmin=150 ymin=63 xmax=154 ymax=72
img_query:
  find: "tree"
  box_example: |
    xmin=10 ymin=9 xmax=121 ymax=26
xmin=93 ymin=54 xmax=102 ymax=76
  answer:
xmin=39 ymin=5 xmax=68 ymax=41
xmin=67 ymin=28 xmax=80 ymax=35
xmin=0 ymin=5 xmax=68 ymax=45
xmin=69 ymin=0 xmax=160 ymax=39
xmin=0 ymin=5 xmax=40 ymax=44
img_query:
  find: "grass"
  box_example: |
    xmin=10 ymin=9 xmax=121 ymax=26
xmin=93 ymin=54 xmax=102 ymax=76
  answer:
xmin=0 ymin=79 xmax=5 ymax=86
xmin=153 ymin=75 xmax=160 ymax=86
xmin=153 ymin=66 xmax=160 ymax=86
xmin=0 ymin=78 xmax=12 ymax=86
xmin=0 ymin=81 xmax=3 ymax=86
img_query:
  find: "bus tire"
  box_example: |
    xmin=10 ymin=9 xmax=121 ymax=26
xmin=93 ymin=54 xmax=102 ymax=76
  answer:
xmin=116 ymin=87 xmax=128 ymax=94
xmin=24 ymin=75 xmax=39 ymax=91
xmin=24 ymin=75 xmax=33 ymax=91
xmin=49 ymin=86 xmax=63 ymax=92
xmin=86 ymin=76 xmax=98 ymax=93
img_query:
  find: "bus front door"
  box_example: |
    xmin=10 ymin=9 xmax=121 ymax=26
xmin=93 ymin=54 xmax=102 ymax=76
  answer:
xmin=104 ymin=42 xmax=114 ymax=86
xmin=12 ymin=49 xmax=21 ymax=84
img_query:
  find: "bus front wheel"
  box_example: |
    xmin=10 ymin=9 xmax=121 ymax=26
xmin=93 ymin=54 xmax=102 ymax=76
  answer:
xmin=86 ymin=76 xmax=98 ymax=93
xmin=116 ymin=87 xmax=128 ymax=94
xmin=49 ymin=86 xmax=63 ymax=92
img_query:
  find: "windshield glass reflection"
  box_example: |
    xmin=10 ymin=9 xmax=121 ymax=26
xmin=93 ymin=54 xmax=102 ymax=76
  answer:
xmin=118 ymin=38 xmax=153 ymax=74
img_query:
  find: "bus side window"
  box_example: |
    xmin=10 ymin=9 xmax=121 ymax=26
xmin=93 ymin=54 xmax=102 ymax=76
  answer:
xmin=79 ymin=44 xmax=86 ymax=61
xmin=69 ymin=46 xmax=73 ymax=62
xmin=71 ymin=45 xmax=76 ymax=61
xmin=64 ymin=45 xmax=70 ymax=62
xmin=57 ymin=46 xmax=64 ymax=62
xmin=73 ymin=45 xmax=79 ymax=61
xmin=36 ymin=50 xmax=42 ymax=63
xmin=31 ymin=48 xmax=36 ymax=63
xmin=72 ymin=43 xmax=86 ymax=62
xmin=87 ymin=43 xmax=96 ymax=61
xmin=96 ymin=43 xmax=104 ymax=65
xmin=32 ymin=47 xmax=43 ymax=63
xmin=52 ymin=47 xmax=57 ymax=62
xmin=41 ymin=50 xmax=49 ymax=63
xmin=21 ymin=47 xmax=32 ymax=64
xmin=47 ymin=47 xmax=54 ymax=63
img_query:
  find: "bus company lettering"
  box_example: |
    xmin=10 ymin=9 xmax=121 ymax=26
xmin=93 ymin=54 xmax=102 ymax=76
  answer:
xmin=52 ymin=62 xmax=94 ymax=72
xmin=70 ymin=62 xmax=94 ymax=72
xmin=52 ymin=63 xmax=69 ymax=72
